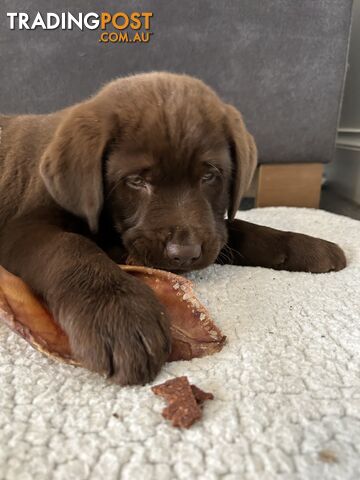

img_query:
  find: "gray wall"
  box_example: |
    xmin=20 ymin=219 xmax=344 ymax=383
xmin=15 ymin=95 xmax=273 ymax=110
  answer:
xmin=326 ymin=0 xmax=360 ymax=205
xmin=339 ymin=0 xmax=360 ymax=130
xmin=0 ymin=0 xmax=353 ymax=164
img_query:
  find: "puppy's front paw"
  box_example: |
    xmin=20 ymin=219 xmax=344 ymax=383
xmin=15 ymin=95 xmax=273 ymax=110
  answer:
xmin=278 ymin=232 xmax=346 ymax=273
xmin=58 ymin=277 xmax=171 ymax=385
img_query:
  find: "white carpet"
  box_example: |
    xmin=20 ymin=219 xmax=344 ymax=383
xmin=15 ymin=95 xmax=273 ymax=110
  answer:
xmin=1 ymin=207 xmax=360 ymax=480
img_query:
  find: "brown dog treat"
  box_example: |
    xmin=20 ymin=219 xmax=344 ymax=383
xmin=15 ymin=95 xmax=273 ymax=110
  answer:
xmin=191 ymin=385 xmax=214 ymax=404
xmin=0 ymin=265 xmax=225 ymax=369
xmin=162 ymin=401 xmax=202 ymax=429
xmin=152 ymin=376 xmax=213 ymax=428
xmin=151 ymin=375 xmax=191 ymax=398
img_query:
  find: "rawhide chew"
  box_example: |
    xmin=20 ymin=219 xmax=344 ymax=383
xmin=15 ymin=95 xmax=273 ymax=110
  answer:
xmin=0 ymin=265 xmax=225 ymax=369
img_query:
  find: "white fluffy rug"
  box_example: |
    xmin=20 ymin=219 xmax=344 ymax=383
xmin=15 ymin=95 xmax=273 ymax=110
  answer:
xmin=1 ymin=207 xmax=360 ymax=480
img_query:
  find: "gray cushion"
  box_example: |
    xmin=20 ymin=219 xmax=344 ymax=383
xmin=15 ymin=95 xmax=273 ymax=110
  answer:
xmin=0 ymin=0 xmax=353 ymax=164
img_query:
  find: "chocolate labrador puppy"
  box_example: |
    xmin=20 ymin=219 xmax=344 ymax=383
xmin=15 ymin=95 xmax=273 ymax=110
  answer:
xmin=0 ymin=72 xmax=345 ymax=384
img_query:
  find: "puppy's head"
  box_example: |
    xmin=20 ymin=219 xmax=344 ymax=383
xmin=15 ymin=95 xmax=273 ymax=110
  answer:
xmin=40 ymin=73 xmax=257 ymax=271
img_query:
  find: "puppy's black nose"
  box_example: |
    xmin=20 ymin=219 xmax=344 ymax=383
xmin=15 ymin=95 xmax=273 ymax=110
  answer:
xmin=165 ymin=242 xmax=201 ymax=267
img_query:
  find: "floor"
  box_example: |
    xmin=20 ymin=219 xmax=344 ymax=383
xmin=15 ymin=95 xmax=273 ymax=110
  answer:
xmin=241 ymin=187 xmax=360 ymax=221
xmin=320 ymin=186 xmax=360 ymax=220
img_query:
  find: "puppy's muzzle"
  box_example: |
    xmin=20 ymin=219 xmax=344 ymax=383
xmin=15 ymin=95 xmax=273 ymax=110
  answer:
xmin=165 ymin=242 xmax=202 ymax=268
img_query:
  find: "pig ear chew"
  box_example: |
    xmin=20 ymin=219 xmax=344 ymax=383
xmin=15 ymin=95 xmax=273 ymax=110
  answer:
xmin=0 ymin=264 xmax=226 ymax=367
xmin=39 ymin=102 xmax=110 ymax=232
xmin=225 ymin=104 xmax=257 ymax=221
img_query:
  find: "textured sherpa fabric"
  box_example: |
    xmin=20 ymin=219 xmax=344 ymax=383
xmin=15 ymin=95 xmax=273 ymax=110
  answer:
xmin=0 ymin=207 xmax=359 ymax=480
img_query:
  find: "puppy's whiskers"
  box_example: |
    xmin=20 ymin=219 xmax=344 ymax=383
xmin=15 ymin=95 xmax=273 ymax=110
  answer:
xmin=105 ymin=177 xmax=124 ymax=200
xmin=224 ymin=244 xmax=245 ymax=260
xmin=217 ymin=251 xmax=232 ymax=265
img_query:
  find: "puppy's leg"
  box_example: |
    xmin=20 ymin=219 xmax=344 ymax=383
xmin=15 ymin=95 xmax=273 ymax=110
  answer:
xmin=218 ymin=219 xmax=346 ymax=273
xmin=0 ymin=217 xmax=171 ymax=385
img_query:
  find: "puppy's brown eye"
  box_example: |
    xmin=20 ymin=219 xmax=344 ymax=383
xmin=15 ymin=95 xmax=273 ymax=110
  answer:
xmin=201 ymin=171 xmax=217 ymax=183
xmin=125 ymin=175 xmax=147 ymax=189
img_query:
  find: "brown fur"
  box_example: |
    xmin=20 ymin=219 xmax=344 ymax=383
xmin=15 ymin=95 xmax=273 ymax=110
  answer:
xmin=0 ymin=72 xmax=345 ymax=385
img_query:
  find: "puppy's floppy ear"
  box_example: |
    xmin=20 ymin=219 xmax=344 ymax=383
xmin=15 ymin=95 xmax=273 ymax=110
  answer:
xmin=40 ymin=101 xmax=114 ymax=232
xmin=225 ymin=104 xmax=257 ymax=221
